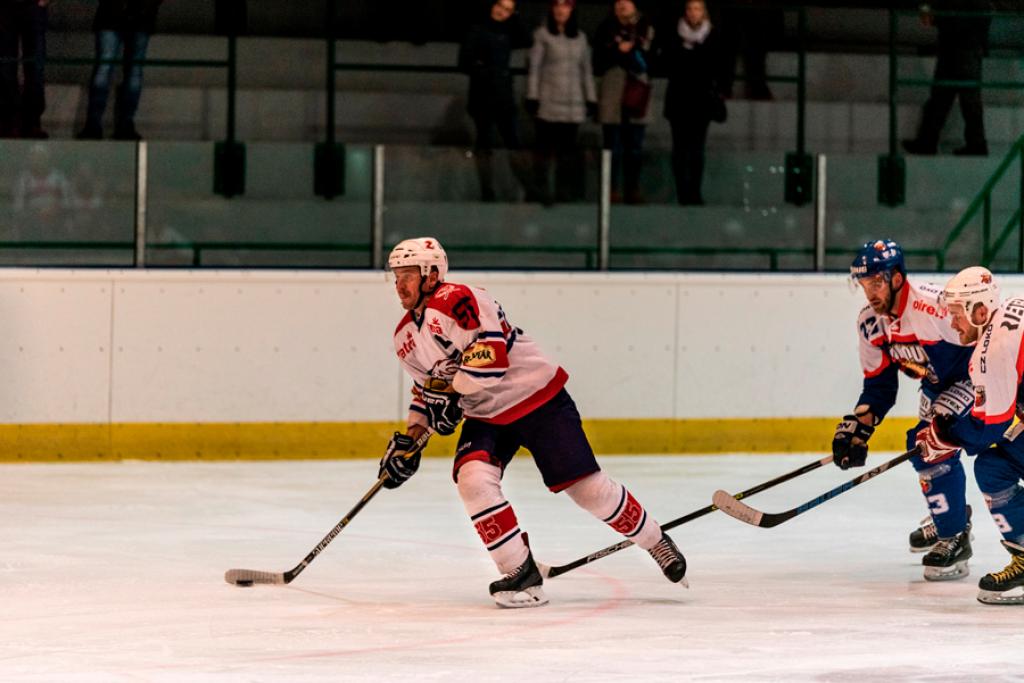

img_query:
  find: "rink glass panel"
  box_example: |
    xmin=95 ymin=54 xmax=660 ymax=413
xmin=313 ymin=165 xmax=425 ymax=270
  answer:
xmin=824 ymin=155 xmax=1022 ymax=273
xmin=144 ymin=142 xmax=373 ymax=267
xmin=609 ymin=150 xmax=816 ymax=271
xmin=0 ymin=140 xmax=136 ymax=266
xmin=382 ymin=146 xmax=601 ymax=270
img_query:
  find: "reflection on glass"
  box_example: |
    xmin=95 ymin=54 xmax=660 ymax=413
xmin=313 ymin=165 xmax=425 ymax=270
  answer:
xmin=145 ymin=142 xmax=373 ymax=267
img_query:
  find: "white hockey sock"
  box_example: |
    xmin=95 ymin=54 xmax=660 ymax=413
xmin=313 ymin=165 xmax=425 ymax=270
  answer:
xmin=565 ymin=471 xmax=662 ymax=550
xmin=457 ymin=460 xmax=529 ymax=575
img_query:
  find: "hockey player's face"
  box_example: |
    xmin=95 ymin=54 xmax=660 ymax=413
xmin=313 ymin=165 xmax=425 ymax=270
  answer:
xmin=857 ymin=274 xmax=894 ymax=314
xmin=948 ymin=303 xmax=983 ymax=344
xmin=393 ymin=266 xmax=426 ymax=310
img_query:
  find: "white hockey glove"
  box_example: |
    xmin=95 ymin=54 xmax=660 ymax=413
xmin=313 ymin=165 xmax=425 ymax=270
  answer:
xmin=915 ymin=416 xmax=960 ymax=463
xmin=421 ymin=378 xmax=463 ymax=436
xmin=379 ymin=432 xmax=422 ymax=489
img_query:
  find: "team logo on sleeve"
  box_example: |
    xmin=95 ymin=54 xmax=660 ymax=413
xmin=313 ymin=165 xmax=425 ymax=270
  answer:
xmin=975 ymin=386 xmax=986 ymax=409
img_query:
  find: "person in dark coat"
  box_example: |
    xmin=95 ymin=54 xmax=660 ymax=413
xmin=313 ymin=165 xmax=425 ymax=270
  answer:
xmin=0 ymin=0 xmax=49 ymax=138
xmin=662 ymin=0 xmax=728 ymax=205
xmin=903 ymin=0 xmax=992 ymax=156
xmin=593 ymin=0 xmax=654 ymax=204
xmin=458 ymin=0 xmax=533 ymax=201
xmin=77 ymin=0 xmax=163 ymax=140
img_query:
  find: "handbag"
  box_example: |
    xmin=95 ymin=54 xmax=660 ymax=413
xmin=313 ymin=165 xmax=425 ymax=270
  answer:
xmin=622 ymin=75 xmax=652 ymax=119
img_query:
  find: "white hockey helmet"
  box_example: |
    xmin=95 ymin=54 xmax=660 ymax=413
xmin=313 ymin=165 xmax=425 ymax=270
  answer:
xmin=942 ymin=266 xmax=999 ymax=329
xmin=387 ymin=237 xmax=448 ymax=280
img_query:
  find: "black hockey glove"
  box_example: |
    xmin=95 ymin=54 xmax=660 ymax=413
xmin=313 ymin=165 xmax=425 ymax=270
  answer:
xmin=422 ymin=379 xmax=463 ymax=436
xmin=379 ymin=432 xmax=422 ymax=489
xmin=831 ymin=414 xmax=875 ymax=470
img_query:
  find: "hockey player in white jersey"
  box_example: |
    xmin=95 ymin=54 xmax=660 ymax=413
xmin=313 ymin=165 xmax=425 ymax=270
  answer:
xmin=380 ymin=237 xmax=687 ymax=608
xmin=832 ymin=239 xmax=975 ymax=580
xmin=913 ymin=267 xmax=1024 ymax=604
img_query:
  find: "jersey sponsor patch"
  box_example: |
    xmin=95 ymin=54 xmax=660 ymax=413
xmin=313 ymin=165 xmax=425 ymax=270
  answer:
xmin=463 ymin=342 xmax=498 ymax=368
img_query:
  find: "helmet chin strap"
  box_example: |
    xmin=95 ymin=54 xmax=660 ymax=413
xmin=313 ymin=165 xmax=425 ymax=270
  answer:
xmin=413 ymin=273 xmax=440 ymax=312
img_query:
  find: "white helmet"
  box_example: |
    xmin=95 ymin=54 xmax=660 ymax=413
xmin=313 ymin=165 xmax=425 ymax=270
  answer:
xmin=943 ymin=266 xmax=999 ymax=329
xmin=387 ymin=237 xmax=448 ymax=280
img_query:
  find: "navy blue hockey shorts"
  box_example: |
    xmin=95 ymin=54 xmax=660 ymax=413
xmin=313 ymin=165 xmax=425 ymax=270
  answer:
xmin=452 ymin=388 xmax=601 ymax=492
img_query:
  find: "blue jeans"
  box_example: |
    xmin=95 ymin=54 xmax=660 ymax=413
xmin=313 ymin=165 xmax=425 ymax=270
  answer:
xmin=84 ymin=30 xmax=150 ymax=132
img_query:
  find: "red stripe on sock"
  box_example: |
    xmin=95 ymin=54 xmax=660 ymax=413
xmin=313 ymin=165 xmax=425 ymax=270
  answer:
xmin=473 ymin=505 xmax=519 ymax=546
xmin=607 ymin=491 xmax=645 ymax=535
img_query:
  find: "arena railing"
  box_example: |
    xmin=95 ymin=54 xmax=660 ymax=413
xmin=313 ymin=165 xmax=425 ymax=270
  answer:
xmin=880 ymin=6 xmax=1024 ymax=207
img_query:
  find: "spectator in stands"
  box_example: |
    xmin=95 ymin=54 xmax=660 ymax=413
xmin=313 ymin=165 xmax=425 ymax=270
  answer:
xmin=77 ymin=0 xmax=163 ymax=141
xmin=0 ymin=0 xmax=49 ymax=138
xmin=526 ymin=0 xmax=597 ymax=204
xmin=903 ymin=0 xmax=991 ymax=157
xmin=718 ymin=0 xmax=779 ymax=101
xmin=13 ymin=142 xmax=70 ymax=237
xmin=458 ymin=0 xmax=533 ymax=202
xmin=593 ymin=0 xmax=654 ymax=205
xmin=662 ymin=0 xmax=728 ymax=206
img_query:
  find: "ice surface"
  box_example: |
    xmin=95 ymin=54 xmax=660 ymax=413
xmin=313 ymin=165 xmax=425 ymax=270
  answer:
xmin=2 ymin=454 xmax=1019 ymax=682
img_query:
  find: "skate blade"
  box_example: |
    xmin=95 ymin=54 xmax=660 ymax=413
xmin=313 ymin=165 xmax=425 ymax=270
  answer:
xmin=493 ymin=585 xmax=549 ymax=609
xmin=977 ymin=587 xmax=1024 ymax=605
xmin=923 ymin=560 xmax=970 ymax=582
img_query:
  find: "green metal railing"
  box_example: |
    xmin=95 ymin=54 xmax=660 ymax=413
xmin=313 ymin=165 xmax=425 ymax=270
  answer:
xmin=882 ymin=7 xmax=1024 ymax=207
xmin=937 ymin=134 xmax=1024 ymax=270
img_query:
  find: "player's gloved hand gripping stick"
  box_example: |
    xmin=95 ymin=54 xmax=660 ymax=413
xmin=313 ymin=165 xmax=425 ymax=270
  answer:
xmin=712 ymin=447 xmax=919 ymax=528
xmin=225 ymin=429 xmax=433 ymax=587
xmin=539 ymin=453 xmax=834 ymax=579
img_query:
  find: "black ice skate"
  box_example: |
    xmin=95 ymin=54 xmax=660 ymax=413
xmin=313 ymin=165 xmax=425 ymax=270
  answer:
xmin=977 ymin=540 xmax=1024 ymax=605
xmin=909 ymin=504 xmax=972 ymax=553
xmin=647 ymin=533 xmax=689 ymax=587
xmin=489 ymin=551 xmax=548 ymax=608
xmin=922 ymin=527 xmax=972 ymax=581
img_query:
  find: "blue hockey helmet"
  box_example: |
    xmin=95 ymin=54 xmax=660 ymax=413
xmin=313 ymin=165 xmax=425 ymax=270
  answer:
xmin=850 ymin=239 xmax=905 ymax=281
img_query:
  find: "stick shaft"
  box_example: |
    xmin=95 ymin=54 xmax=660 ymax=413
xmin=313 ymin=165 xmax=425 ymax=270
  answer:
xmin=542 ymin=454 xmax=832 ymax=579
xmin=226 ymin=429 xmax=432 ymax=586
xmin=715 ymin=448 xmax=918 ymax=528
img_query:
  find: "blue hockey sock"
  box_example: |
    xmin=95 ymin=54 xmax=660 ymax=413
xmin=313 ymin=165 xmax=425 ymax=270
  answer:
xmin=912 ymin=455 xmax=968 ymax=538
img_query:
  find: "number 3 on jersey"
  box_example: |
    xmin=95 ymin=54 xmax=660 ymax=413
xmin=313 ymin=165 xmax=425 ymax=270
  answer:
xmin=926 ymin=493 xmax=950 ymax=515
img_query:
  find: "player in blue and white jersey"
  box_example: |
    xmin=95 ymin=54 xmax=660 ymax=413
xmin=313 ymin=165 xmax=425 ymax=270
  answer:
xmin=832 ymin=239 xmax=975 ymax=580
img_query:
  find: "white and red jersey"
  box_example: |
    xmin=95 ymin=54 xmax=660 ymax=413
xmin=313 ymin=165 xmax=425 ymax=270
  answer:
xmin=855 ymin=279 xmax=973 ymax=419
xmin=393 ymin=281 xmax=568 ymax=427
xmin=965 ymin=297 xmax=1024 ymax=427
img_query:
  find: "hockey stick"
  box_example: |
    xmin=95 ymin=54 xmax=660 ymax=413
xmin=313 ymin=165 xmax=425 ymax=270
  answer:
xmin=538 ymin=454 xmax=834 ymax=579
xmin=712 ymin=447 xmax=919 ymax=529
xmin=224 ymin=429 xmax=432 ymax=587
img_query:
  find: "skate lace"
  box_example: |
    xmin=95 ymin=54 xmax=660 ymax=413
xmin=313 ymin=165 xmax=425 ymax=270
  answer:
xmin=930 ymin=535 xmax=963 ymax=560
xmin=650 ymin=539 xmax=679 ymax=569
xmin=917 ymin=516 xmax=938 ymax=542
xmin=990 ymin=554 xmax=1024 ymax=583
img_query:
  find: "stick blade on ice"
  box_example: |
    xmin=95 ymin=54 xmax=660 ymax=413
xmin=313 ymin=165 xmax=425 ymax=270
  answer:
xmin=225 ymin=568 xmax=287 ymax=586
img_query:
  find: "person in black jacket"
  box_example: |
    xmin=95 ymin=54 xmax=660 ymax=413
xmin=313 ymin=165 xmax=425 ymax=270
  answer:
xmin=77 ymin=0 xmax=163 ymax=140
xmin=458 ymin=0 xmax=533 ymax=201
xmin=662 ymin=0 xmax=727 ymax=205
xmin=903 ymin=0 xmax=992 ymax=156
xmin=0 ymin=0 xmax=49 ymax=138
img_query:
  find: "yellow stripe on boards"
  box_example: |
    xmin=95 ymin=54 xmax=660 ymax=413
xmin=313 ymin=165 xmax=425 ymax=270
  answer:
xmin=0 ymin=418 xmax=920 ymax=462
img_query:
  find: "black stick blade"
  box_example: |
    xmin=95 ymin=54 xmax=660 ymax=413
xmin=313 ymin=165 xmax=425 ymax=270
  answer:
xmin=225 ymin=568 xmax=287 ymax=586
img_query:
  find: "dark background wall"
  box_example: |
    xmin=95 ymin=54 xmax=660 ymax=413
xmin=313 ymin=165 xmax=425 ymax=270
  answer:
xmin=47 ymin=1 xmax=1023 ymax=52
